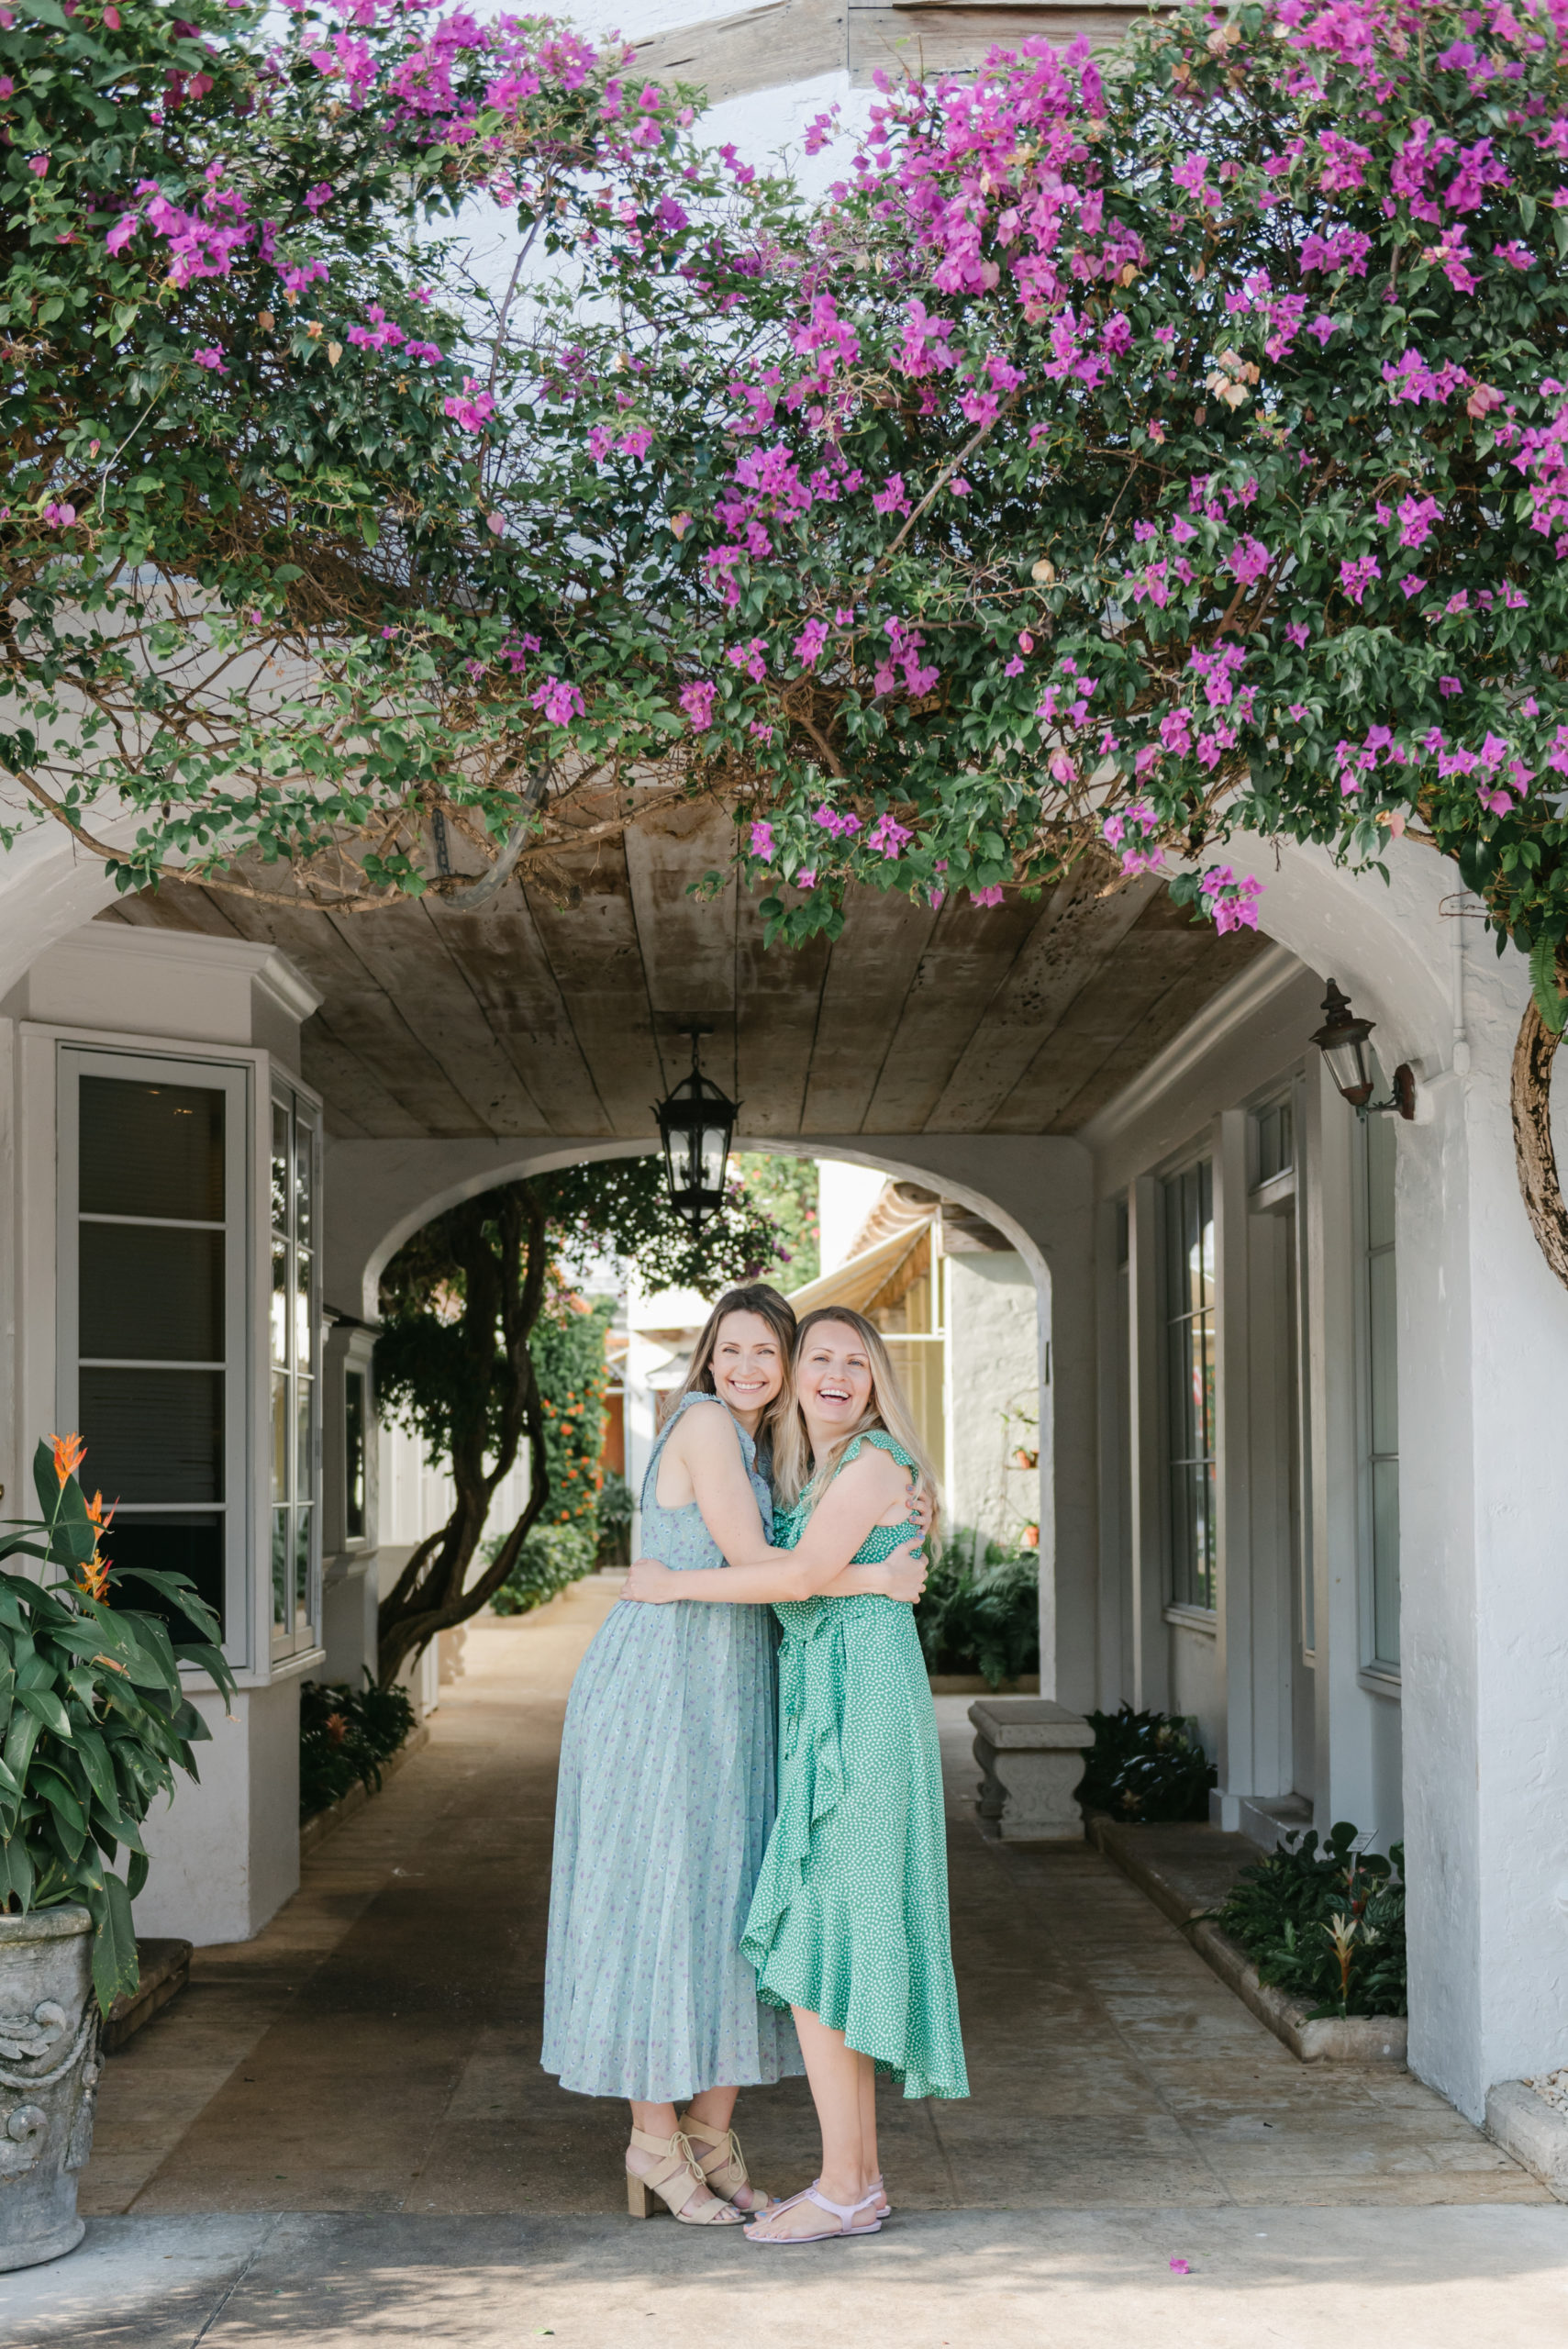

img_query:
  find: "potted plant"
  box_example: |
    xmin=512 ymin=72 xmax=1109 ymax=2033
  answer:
xmin=0 ymin=1436 xmax=234 ymax=2273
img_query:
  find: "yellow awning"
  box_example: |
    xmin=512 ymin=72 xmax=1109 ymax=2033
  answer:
xmin=782 ymin=1217 xmax=936 ymax=1320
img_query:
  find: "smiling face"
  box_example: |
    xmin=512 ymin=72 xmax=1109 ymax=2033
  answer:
xmin=796 ymin=1319 xmax=875 ymax=1446
xmin=706 ymin=1309 xmax=787 ymax=1431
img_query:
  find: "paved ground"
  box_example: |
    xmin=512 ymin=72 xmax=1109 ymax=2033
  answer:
xmin=18 ymin=1578 xmax=1564 ymax=2342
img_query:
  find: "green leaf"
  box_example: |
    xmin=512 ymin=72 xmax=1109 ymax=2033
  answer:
xmin=15 ymin=1686 xmax=72 ymax=1742
xmin=72 ymin=1724 xmax=118 ymax=1814
xmin=0 ymin=1836 xmax=34 ymax=1913
xmin=1529 ymin=935 xmax=1568 ymax=1032
xmin=30 ymin=1765 xmax=86 ymax=1859
xmin=87 ymin=1869 xmax=140 ymax=2015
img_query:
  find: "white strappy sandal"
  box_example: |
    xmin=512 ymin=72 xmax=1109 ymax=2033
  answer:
xmin=742 ymin=2178 xmax=884 ymax=2243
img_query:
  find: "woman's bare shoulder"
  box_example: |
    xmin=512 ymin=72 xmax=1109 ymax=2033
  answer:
xmin=833 ymin=1441 xmax=909 ymax=1498
xmin=666 ymin=1397 xmax=739 ymax=1455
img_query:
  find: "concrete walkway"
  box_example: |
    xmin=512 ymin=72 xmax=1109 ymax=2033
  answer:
xmin=21 ymin=1580 xmax=1566 ymax=2343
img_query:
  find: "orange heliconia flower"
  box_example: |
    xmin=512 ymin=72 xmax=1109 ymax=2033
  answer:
xmin=83 ymin=1489 xmax=117 ymax=1534
xmin=76 ymin=1550 xmax=110 ymax=1604
xmin=50 ymin=1431 xmax=86 ymax=1487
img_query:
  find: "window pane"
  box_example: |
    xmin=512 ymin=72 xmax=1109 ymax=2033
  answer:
xmin=79 ymin=1367 xmax=224 ymax=1502
xmin=272 ymin=1239 xmax=288 ymax=1367
xmin=294 ymin=1249 xmax=314 ymax=1375
xmin=294 ymin=1508 xmax=312 ymax=1634
xmin=345 ymin=1372 xmax=366 ymax=1541
xmin=1196 ymin=1313 xmax=1217 ymax=1463
xmin=295 ymin=1379 xmax=313 ymax=1501
xmin=1255 ymin=1098 xmax=1295 ymax=1186
xmin=1368 ymin=1250 xmax=1399 ymax=1458
xmin=1367 ymin=1110 xmax=1396 ymax=1253
xmin=294 ymin=1120 xmax=315 ymax=1250
xmin=272 ymin=1370 xmax=289 ymax=1508
xmin=1372 ymin=1458 xmax=1401 ymax=1665
xmin=1163 ymin=1159 xmax=1217 ymax=1611
xmin=1169 ymin=1464 xmax=1193 ymax=1604
xmin=272 ymin=1508 xmax=290 ymax=1635
xmin=80 ymin=1077 xmax=224 ymax=1221
xmin=106 ymin=1513 xmax=225 ymax=1643
xmin=272 ymin=1100 xmax=290 ymax=1235
xmin=80 ymin=1224 xmax=224 ymax=1363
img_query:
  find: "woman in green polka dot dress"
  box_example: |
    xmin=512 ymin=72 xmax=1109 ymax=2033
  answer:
xmin=624 ymin=1305 xmax=968 ymax=2243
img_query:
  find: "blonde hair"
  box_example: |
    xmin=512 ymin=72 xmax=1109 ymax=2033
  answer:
xmin=659 ymin=1284 xmax=799 ymax=1460
xmin=773 ymin=1306 xmax=941 ymax=1529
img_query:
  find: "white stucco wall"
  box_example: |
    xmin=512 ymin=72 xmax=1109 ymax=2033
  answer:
xmin=944 ymin=1252 xmax=1040 ymax=1553
xmin=134 ymin=1676 xmax=303 ymax=1946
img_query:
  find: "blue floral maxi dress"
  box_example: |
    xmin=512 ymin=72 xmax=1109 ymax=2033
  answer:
xmin=740 ymin=1431 xmax=969 ymax=2101
xmin=542 ymin=1394 xmax=803 ymax=2099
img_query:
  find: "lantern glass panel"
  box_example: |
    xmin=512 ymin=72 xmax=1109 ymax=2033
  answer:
xmin=1324 ymin=1036 xmax=1373 ymax=1104
xmin=700 ymin=1126 xmax=728 ymax=1192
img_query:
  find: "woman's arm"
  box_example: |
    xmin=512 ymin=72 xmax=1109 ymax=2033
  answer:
xmin=824 ymin=1472 xmax=932 ymax=1598
xmin=625 ymin=1448 xmax=923 ymax=1607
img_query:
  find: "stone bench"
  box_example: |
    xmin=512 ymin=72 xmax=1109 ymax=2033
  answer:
xmin=970 ymin=1697 xmax=1094 ymax=1842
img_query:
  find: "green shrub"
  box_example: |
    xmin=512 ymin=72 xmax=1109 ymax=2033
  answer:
xmin=299 ymin=1672 xmax=416 ymax=1822
xmin=1080 ymin=1704 xmax=1218 ymax=1824
xmin=1213 ymin=1823 xmax=1407 ymax=2019
xmin=595 ymin=1471 xmax=634 ymax=1567
xmin=0 ymin=1435 xmax=237 ymax=2009
xmin=486 ymin=1521 xmax=598 ymax=1617
xmin=916 ymin=1532 xmax=1039 ymax=1688
xmin=534 ymin=1295 xmax=615 ymax=1531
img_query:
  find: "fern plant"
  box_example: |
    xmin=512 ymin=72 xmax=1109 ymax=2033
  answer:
xmin=915 ymin=1533 xmax=1040 ymax=1688
xmin=0 ymin=1436 xmax=235 ymax=2010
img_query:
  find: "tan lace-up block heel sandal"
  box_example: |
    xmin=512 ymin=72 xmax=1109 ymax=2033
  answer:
xmin=678 ymin=2113 xmax=773 ymax=2211
xmin=625 ymin=2128 xmax=744 ymax=2224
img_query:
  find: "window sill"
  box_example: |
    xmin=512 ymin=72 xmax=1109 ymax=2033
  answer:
xmin=1164 ymin=1603 xmax=1218 ymax=1638
xmin=1358 ymin=1664 xmax=1402 ymax=1701
xmin=268 ymin=1643 xmax=328 ymax=1685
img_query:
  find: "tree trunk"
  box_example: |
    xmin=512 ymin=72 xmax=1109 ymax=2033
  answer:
xmin=1510 ymin=997 xmax=1568 ymax=1295
xmin=375 ymin=1186 xmax=553 ymax=1687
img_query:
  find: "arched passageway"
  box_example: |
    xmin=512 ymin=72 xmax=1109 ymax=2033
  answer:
xmin=2 ymin=798 xmax=1566 ymax=2139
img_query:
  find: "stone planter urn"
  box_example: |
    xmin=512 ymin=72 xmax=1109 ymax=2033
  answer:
xmin=0 ymin=1906 xmax=101 ymax=2273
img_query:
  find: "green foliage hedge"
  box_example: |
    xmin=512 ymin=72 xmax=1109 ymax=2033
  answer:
xmin=486 ymin=1521 xmax=598 ymax=1617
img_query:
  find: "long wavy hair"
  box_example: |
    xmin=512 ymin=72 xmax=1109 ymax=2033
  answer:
xmin=658 ymin=1284 xmax=799 ymax=1460
xmin=772 ymin=1305 xmax=941 ymax=1528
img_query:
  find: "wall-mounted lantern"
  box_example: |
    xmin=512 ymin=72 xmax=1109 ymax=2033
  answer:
xmin=654 ymin=1026 xmax=738 ymax=1234
xmin=1309 ymin=979 xmax=1417 ymax=1119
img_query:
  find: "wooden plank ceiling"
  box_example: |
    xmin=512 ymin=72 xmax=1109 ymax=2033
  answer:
xmin=101 ymin=802 xmax=1264 ymax=1141
xmin=634 ymin=0 xmax=1151 ymax=101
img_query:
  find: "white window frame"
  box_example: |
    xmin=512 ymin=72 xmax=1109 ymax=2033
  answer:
xmin=1159 ymin=1151 xmax=1218 ymax=1618
xmin=55 ymin=1042 xmax=252 ymax=1672
xmin=269 ymin=1079 xmax=324 ymax=1664
xmin=1355 ymin=1097 xmax=1402 ymax=1692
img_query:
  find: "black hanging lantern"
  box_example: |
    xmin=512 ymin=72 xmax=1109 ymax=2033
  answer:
xmin=1309 ymin=979 xmax=1417 ymax=1120
xmin=655 ymin=1027 xmax=738 ymax=1233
